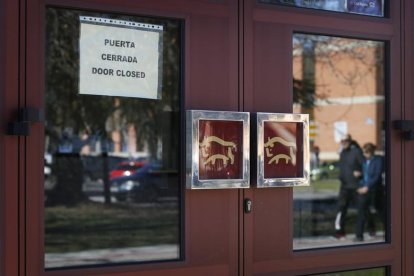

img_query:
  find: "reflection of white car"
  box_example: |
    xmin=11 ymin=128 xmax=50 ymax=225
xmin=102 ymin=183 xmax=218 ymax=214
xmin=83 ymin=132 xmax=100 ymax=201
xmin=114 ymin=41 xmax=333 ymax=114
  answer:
xmin=44 ymin=166 xmax=51 ymax=175
xmin=310 ymin=162 xmax=340 ymax=181
xmin=44 ymin=153 xmax=56 ymax=190
xmin=44 ymin=153 xmax=52 ymax=176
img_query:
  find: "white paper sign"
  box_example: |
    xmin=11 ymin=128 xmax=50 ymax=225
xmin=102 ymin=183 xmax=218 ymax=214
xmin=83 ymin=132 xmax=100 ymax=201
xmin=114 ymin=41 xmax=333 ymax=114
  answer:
xmin=79 ymin=16 xmax=163 ymax=99
xmin=334 ymin=121 xmax=348 ymax=143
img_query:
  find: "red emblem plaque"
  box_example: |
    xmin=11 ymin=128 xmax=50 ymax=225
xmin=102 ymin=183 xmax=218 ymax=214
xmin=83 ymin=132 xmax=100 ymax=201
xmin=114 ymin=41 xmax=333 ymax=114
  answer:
xmin=198 ymin=120 xmax=243 ymax=179
xmin=255 ymin=113 xmax=309 ymax=187
xmin=263 ymin=121 xmax=303 ymax=178
xmin=186 ymin=110 xmax=250 ymax=189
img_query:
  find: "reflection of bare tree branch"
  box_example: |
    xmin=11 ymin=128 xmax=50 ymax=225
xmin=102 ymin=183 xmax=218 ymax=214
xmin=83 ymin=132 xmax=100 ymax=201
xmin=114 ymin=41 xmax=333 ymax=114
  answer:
xmin=46 ymin=9 xmax=181 ymax=161
xmin=45 ymin=8 xmax=182 ymax=205
xmin=293 ymin=34 xmax=384 ymax=123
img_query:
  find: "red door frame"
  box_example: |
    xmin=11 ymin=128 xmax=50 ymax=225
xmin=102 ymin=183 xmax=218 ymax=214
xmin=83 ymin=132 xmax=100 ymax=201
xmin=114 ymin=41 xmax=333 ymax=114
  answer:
xmin=402 ymin=0 xmax=414 ymax=274
xmin=0 ymin=0 xmax=20 ymax=275
xmin=0 ymin=0 xmax=411 ymax=275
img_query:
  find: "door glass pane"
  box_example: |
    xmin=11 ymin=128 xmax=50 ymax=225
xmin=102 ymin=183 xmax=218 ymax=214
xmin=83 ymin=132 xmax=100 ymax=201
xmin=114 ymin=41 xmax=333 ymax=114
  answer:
xmin=258 ymin=0 xmax=385 ymax=17
xmin=44 ymin=8 xmax=182 ymax=268
xmin=312 ymin=267 xmax=387 ymax=275
xmin=292 ymin=34 xmax=386 ymax=249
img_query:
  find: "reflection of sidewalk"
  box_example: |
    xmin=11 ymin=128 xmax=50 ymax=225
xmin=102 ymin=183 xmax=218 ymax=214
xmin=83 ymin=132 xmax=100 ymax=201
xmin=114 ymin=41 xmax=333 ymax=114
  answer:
xmin=294 ymin=232 xmax=385 ymax=250
xmin=293 ymin=189 xmax=338 ymax=200
xmin=45 ymin=245 xmax=179 ymax=268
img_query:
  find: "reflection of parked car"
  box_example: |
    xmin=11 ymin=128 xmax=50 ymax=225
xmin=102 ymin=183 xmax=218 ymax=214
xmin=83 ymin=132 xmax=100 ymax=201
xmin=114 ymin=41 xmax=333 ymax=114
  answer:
xmin=44 ymin=153 xmax=55 ymax=191
xmin=110 ymin=161 xmax=146 ymax=181
xmin=82 ymin=155 xmax=125 ymax=181
xmin=111 ymin=162 xmax=179 ymax=202
xmin=311 ymin=162 xmax=340 ymax=181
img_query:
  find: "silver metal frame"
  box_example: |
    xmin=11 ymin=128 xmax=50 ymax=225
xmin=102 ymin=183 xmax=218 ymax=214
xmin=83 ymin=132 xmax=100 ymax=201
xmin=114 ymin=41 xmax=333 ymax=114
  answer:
xmin=255 ymin=113 xmax=310 ymax=187
xmin=186 ymin=110 xmax=250 ymax=189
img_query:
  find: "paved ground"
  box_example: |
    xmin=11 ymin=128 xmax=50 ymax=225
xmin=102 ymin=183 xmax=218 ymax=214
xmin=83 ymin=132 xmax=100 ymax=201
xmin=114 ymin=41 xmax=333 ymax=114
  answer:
xmin=45 ymin=245 xmax=180 ymax=268
xmin=294 ymin=232 xmax=385 ymax=250
xmin=46 ymin=184 xmax=383 ymax=268
xmin=46 ymin=232 xmax=385 ymax=268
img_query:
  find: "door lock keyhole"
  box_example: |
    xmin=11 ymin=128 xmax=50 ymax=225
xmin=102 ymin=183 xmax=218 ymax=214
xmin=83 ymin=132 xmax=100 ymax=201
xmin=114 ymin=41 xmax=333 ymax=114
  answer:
xmin=244 ymin=198 xmax=252 ymax=213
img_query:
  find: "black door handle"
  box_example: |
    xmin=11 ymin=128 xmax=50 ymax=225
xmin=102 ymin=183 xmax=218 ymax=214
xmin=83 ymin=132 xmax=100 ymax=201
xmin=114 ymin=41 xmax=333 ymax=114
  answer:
xmin=7 ymin=107 xmax=44 ymax=136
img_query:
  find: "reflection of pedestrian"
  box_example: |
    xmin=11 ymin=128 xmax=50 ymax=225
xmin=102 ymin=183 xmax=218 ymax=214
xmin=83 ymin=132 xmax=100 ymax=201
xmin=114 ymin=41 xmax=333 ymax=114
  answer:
xmin=354 ymin=143 xmax=384 ymax=241
xmin=338 ymin=134 xmax=361 ymax=153
xmin=310 ymin=145 xmax=320 ymax=170
xmin=58 ymin=127 xmax=74 ymax=153
xmin=334 ymin=135 xmax=364 ymax=239
xmin=58 ymin=127 xmax=91 ymax=154
xmin=347 ymin=134 xmax=361 ymax=151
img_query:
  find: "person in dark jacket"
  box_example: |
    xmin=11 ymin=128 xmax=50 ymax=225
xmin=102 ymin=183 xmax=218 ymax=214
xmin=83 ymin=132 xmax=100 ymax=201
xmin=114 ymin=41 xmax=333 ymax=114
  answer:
xmin=354 ymin=142 xmax=384 ymax=241
xmin=334 ymin=135 xmax=364 ymax=239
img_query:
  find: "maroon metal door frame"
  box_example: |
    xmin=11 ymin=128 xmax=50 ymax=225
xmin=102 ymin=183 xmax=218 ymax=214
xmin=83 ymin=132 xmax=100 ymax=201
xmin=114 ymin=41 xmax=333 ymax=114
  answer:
xmin=1 ymin=0 xmax=412 ymax=275
xmin=0 ymin=0 xmax=21 ymax=275
xmin=402 ymin=0 xmax=414 ymax=275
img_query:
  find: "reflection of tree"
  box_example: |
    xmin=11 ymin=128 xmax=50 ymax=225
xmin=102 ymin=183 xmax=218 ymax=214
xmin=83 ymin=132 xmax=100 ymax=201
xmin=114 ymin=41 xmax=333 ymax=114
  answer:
xmin=46 ymin=9 xmax=114 ymax=144
xmin=293 ymin=34 xmax=384 ymax=118
xmin=293 ymin=35 xmax=316 ymax=110
xmin=45 ymin=8 xmax=181 ymax=205
xmin=293 ymin=34 xmax=385 ymax=153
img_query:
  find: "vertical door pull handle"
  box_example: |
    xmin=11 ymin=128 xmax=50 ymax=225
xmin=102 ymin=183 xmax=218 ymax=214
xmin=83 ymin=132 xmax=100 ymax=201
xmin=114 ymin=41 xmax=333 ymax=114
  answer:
xmin=7 ymin=107 xmax=44 ymax=136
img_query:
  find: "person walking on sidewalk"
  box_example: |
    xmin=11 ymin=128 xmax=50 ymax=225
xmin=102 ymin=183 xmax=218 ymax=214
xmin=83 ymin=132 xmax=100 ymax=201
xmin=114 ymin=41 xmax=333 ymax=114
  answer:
xmin=354 ymin=142 xmax=385 ymax=241
xmin=334 ymin=135 xmax=364 ymax=239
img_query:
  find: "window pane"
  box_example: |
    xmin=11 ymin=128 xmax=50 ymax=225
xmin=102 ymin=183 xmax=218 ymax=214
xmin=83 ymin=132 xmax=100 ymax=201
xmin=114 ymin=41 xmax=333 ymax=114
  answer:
xmin=312 ymin=267 xmax=387 ymax=275
xmin=44 ymin=8 xmax=182 ymax=268
xmin=258 ymin=0 xmax=385 ymax=17
xmin=292 ymin=34 xmax=386 ymax=249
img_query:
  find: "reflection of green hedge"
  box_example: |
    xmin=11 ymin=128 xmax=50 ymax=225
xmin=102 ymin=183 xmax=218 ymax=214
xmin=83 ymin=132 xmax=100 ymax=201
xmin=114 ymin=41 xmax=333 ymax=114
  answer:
xmin=313 ymin=267 xmax=386 ymax=276
xmin=45 ymin=202 xmax=179 ymax=253
xmin=295 ymin=179 xmax=341 ymax=193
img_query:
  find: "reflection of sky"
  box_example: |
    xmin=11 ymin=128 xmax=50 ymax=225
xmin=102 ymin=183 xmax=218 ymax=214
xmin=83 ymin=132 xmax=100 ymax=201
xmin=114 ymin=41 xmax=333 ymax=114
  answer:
xmin=323 ymin=0 xmax=345 ymax=11
xmin=292 ymin=0 xmax=346 ymax=11
xmin=267 ymin=122 xmax=296 ymax=145
xmin=263 ymin=0 xmax=384 ymax=16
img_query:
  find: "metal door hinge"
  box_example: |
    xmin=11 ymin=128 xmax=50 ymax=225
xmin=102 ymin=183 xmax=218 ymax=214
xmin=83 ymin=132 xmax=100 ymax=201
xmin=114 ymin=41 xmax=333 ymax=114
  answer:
xmin=393 ymin=120 xmax=414 ymax=140
xmin=7 ymin=107 xmax=44 ymax=136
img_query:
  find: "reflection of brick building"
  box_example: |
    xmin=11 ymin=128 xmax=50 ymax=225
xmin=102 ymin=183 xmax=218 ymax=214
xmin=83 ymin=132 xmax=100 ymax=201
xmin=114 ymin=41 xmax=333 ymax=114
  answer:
xmin=293 ymin=37 xmax=384 ymax=160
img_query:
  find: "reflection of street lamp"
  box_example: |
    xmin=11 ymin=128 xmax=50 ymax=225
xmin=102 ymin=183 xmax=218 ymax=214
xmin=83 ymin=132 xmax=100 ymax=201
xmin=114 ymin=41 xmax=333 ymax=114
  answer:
xmin=102 ymin=98 xmax=128 ymax=205
xmin=159 ymin=104 xmax=173 ymax=166
xmin=105 ymin=98 xmax=126 ymax=153
xmin=302 ymin=37 xmax=316 ymax=148
xmin=102 ymin=151 xmax=111 ymax=205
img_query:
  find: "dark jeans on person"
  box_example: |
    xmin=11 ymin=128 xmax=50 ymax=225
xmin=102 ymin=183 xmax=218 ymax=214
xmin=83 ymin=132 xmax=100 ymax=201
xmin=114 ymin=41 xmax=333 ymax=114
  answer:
xmin=335 ymin=187 xmax=357 ymax=235
xmin=355 ymin=186 xmax=385 ymax=239
xmin=355 ymin=192 xmax=370 ymax=239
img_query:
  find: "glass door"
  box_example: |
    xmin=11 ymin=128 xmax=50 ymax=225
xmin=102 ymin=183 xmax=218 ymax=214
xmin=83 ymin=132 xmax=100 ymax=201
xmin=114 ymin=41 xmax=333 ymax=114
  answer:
xmin=243 ymin=0 xmax=402 ymax=275
xmin=24 ymin=0 xmax=241 ymax=275
xmin=43 ymin=8 xmax=182 ymax=268
xmin=7 ymin=0 xmax=409 ymax=275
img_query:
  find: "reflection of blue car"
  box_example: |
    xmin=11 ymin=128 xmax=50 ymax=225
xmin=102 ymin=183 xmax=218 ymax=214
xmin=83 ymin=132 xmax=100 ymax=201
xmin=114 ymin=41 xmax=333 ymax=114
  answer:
xmin=110 ymin=162 xmax=179 ymax=202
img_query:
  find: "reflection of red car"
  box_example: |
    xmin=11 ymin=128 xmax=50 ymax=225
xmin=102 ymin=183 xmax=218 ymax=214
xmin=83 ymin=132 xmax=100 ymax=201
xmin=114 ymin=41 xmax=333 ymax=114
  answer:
xmin=110 ymin=161 xmax=146 ymax=181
